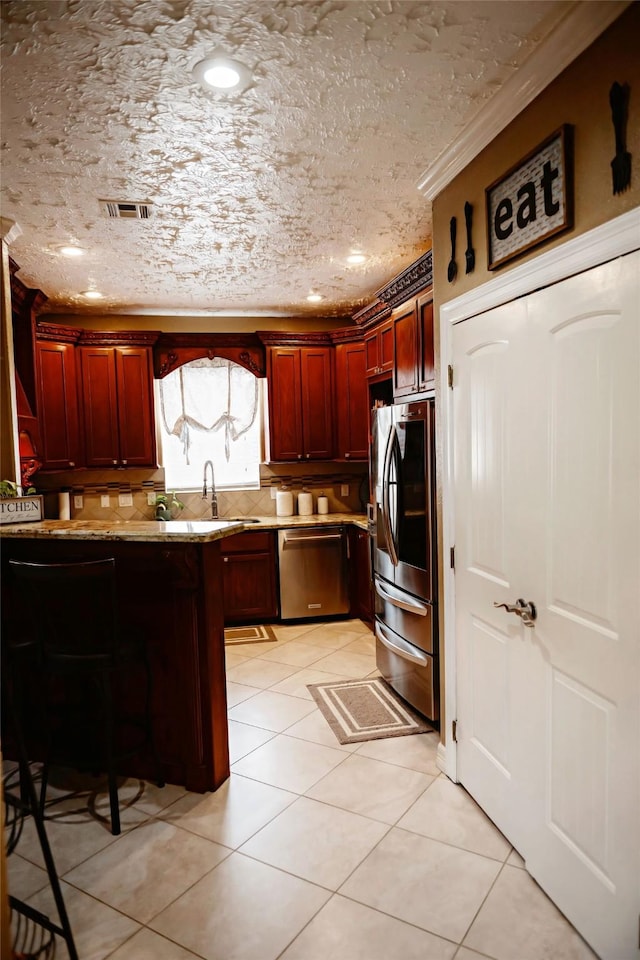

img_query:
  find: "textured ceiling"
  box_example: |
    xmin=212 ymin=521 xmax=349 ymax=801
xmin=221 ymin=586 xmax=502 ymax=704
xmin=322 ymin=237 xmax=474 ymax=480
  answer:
xmin=1 ymin=0 xmax=572 ymax=319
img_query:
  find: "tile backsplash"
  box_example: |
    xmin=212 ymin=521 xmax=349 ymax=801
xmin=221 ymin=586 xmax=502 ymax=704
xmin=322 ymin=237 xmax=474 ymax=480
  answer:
xmin=34 ymin=463 xmax=368 ymax=521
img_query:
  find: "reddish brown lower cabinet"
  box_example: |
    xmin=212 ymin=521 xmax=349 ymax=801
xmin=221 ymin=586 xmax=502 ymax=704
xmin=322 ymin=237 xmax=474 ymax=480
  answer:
xmin=79 ymin=341 xmax=157 ymax=467
xmin=221 ymin=531 xmax=278 ymax=623
xmin=334 ymin=341 xmax=368 ymax=461
xmin=35 ymin=333 xmax=81 ymax=469
xmin=350 ymin=526 xmax=373 ymax=624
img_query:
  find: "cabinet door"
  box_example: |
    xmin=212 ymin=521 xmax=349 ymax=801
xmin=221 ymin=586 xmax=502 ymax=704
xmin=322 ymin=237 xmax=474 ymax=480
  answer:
xmin=300 ymin=346 xmax=334 ymax=459
xmin=392 ymin=302 xmax=419 ymax=398
xmin=418 ymin=295 xmax=435 ymax=393
xmin=335 ymin=342 xmax=368 ymax=460
xmin=35 ymin=340 xmax=81 ymax=469
xmin=268 ymin=348 xmax=304 ymax=460
xmin=115 ymin=347 xmax=156 ymax=466
xmin=222 ymin=552 xmax=278 ymax=622
xmin=365 ymin=321 xmax=393 ymax=378
xmin=79 ymin=347 xmax=120 ymax=467
xmin=349 ymin=527 xmax=373 ymax=623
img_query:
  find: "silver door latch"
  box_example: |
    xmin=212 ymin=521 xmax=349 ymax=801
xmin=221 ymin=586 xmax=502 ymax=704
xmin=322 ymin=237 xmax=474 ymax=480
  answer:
xmin=493 ymin=598 xmax=537 ymax=628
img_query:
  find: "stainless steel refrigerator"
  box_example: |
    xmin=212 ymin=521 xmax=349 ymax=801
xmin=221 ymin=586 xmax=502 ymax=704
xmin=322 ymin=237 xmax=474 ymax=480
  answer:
xmin=369 ymin=399 xmax=439 ymax=722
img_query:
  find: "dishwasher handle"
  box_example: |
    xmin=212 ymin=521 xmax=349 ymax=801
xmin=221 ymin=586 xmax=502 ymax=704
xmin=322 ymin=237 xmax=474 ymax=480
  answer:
xmin=281 ymin=532 xmax=343 ymax=545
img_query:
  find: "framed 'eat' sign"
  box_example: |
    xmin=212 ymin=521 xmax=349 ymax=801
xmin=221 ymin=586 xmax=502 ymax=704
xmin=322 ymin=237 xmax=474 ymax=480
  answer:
xmin=486 ymin=125 xmax=574 ymax=270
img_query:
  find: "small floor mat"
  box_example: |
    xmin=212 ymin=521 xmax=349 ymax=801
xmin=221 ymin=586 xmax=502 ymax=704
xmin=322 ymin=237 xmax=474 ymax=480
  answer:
xmin=224 ymin=624 xmax=277 ymax=645
xmin=307 ymin=677 xmax=434 ymax=744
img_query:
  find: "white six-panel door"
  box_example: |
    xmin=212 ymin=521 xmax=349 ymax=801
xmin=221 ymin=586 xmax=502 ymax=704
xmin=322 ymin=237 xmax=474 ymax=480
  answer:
xmin=452 ymin=251 xmax=640 ymax=960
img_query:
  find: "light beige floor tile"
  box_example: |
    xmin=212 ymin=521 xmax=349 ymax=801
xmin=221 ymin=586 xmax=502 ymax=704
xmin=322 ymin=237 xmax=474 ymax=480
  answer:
xmin=225 ymin=639 xmax=279 ymax=658
xmin=132 ymin=781 xmax=187 ymax=816
xmin=507 ymin=847 xmax=526 ymax=869
xmin=228 ymin=689 xmax=317 ymax=732
xmin=64 ymin=819 xmax=229 ymax=924
xmin=398 ymin=777 xmax=511 ymax=861
xmin=226 ymin=680 xmax=261 ymax=707
xmin=107 ymin=927 xmax=203 ymax=959
xmin=463 ymin=865 xmax=598 ymax=959
xmin=158 ymin=773 xmax=297 ymax=848
xmin=232 ymin=734 xmax=347 ymax=793
xmin=355 ymin=730 xmax=441 ymax=776
xmin=257 ymin=640 xmax=330 ymax=667
xmin=308 ymin=753 xmax=434 ymax=824
xmin=27 ymin=879 xmax=140 ymax=960
xmin=270 ymin=667 xmax=347 ymax=699
xmin=285 ymin=708 xmax=361 ymax=753
xmin=341 ymin=635 xmax=376 ymax=657
xmin=228 ymin=718 xmax=275 ymax=762
xmin=16 ymin=808 xmax=129 ymax=875
xmin=340 ymin=827 xmax=502 ymax=942
xmin=226 ymin=657 xmax=299 ymax=689
xmin=240 ymin=796 xmax=389 ymax=889
xmin=149 ymin=852 xmax=331 ymax=960
xmin=279 ymin=894 xmax=457 ymax=960
xmin=296 ymin=628 xmax=363 ymax=650
xmin=271 ymin=622 xmax=321 ymax=642
xmin=312 ymin=649 xmax=377 ymax=678
xmin=6 ymin=852 xmax=49 ymax=900
xmin=455 ymin=949 xmax=495 ymax=960
xmin=225 ymin=650 xmax=253 ymax=669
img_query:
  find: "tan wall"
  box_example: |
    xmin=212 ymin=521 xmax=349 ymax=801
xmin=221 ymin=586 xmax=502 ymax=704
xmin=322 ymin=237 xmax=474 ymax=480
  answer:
xmin=431 ymin=2 xmax=639 ymax=738
xmin=432 ymin=3 xmax=640 ymax=306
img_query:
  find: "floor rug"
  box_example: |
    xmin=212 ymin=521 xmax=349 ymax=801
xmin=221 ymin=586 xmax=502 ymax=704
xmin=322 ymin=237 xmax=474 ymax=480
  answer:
xmin=307 ymin=677 xmax=434 ymax=745
xmin=224 ymin=624 xmax=277 ymax=645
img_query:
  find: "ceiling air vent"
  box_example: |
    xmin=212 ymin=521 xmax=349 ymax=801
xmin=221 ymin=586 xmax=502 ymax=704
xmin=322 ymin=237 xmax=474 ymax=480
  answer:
xmin=100 ymin=200 xmax=152 ymax=219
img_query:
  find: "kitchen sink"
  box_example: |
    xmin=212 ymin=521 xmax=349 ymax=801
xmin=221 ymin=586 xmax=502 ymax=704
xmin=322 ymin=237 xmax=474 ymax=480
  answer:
xmin=229 ymin=517 xmax=261 ymax=524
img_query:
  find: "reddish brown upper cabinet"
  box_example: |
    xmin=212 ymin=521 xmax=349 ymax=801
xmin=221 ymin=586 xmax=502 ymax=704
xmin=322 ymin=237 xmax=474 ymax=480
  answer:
xmin=79 ymin=335 xmax=158 ymax=468
xmin=417 ymin=293 xmax=435 ymax=394
xmin=334 ymin=340 xmax=368 ymax=461
xmin=267 ymin=344 xmax=334 ymax=461
xmin=364 ymin=319 xmax=393 ymax=378
xmin=35 ymin=326 xmax=82 ymax=470
xmin=391 ymin=290 xmax=434 ymax=400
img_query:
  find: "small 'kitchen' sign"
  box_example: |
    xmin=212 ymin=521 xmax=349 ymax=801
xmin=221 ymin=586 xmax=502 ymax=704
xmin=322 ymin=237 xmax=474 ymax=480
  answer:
xmin=0 ymin=495 xmax=44 ymax=524
xmin=486 ymin=125 xmax=573 ymax=270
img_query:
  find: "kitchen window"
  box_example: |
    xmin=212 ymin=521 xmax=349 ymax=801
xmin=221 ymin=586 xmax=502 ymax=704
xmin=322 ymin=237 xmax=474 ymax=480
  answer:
xmin=156 ymin=357 xmax=262 ymax=491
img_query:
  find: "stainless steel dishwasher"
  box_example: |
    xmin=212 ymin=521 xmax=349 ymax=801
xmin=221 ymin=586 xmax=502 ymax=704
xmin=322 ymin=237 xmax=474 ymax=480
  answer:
xmin=277 ymin=526 xmax=349 ymax=620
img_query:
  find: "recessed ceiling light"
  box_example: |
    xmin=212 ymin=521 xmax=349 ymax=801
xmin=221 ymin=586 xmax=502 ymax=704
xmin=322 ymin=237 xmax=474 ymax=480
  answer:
xmin=193 ymin=51 xmax=252 ymax=94
xmin=82 ymin=290 xmax=103 ymax=300
xmin=59 ymin=245 xmax=85 ymax=257
xmin=307 ymin=293 xmax=323 ymax=303
xmin=347 ymin=252 xmax=367 ymax=265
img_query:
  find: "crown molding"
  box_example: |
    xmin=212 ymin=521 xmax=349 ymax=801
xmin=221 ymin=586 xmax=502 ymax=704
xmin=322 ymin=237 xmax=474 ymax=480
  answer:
xmin=416 ymin=1 xmax=631 ymax=201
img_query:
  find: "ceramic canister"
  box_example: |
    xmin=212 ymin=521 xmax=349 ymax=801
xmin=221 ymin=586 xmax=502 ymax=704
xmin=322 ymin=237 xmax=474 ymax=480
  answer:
xmin=317 ymin=495 xmax=329 ymax=515
xmin=276 ymin=489 xmax=294 ymax=517
xmin=297 ymin=491 xmax=313 ymax=516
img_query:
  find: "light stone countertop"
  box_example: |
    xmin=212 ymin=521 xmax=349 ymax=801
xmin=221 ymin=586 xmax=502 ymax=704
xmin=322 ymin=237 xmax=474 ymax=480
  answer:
xmin=0 ymin=513 xmax=368 ymax=541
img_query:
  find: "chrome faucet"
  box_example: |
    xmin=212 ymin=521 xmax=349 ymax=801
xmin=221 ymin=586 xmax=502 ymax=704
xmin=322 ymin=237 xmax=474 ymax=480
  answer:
xmin=202 ymin=460 xmax=218 ymax=519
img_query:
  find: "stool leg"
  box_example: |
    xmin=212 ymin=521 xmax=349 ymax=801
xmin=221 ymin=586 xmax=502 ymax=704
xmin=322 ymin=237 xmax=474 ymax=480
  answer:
xmin=102 ymin=675 xmax=121 ymax=836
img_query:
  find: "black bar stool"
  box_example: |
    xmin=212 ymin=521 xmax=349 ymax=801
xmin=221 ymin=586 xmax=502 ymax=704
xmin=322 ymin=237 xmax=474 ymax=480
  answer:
xmin=7 ymin=557 xmax=164 ymax=835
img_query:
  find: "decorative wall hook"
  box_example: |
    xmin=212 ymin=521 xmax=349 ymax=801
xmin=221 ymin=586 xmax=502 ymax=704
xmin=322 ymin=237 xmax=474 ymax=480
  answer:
xmin=609 ymin=81 xmax=631 ymax=194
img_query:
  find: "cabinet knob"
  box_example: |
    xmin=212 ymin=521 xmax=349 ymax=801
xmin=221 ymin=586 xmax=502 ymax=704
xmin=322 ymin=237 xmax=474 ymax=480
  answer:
xmin=345 ymin=453 xmax=350 ymax=459
xmin=69 ymin=461 xmax=75 ymax=467
xmin=112 ymin=459 xmax=118 ymax=465
xmin=122 ymin=460 xmax=127 ymax=465
xmin=298 ymin=454 xmax=302 ymax=460
xmin=223 ymin=557 xmax=229 ymax=563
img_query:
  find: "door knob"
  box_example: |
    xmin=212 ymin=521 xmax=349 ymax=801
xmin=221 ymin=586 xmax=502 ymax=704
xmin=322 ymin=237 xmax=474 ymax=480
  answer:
xmin=493 ymin=598 xmax=537 ymax=628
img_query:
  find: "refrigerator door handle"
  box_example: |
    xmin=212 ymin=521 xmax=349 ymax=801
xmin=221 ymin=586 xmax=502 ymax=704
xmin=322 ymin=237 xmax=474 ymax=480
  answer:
xmin=375 ymin=620 xmax=429 ymax=666
xmin=375 ymin=578 xmax=429 ymax=616
xmin=381 ymin=426 xmax=399 ymax=566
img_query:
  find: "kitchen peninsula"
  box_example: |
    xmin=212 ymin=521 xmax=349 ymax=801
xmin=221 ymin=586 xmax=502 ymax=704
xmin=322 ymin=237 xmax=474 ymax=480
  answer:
xmin=1 ymin=518 xmax=246 ymax=793
xmin=1 ymin=513 xmax=368 ymax=794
